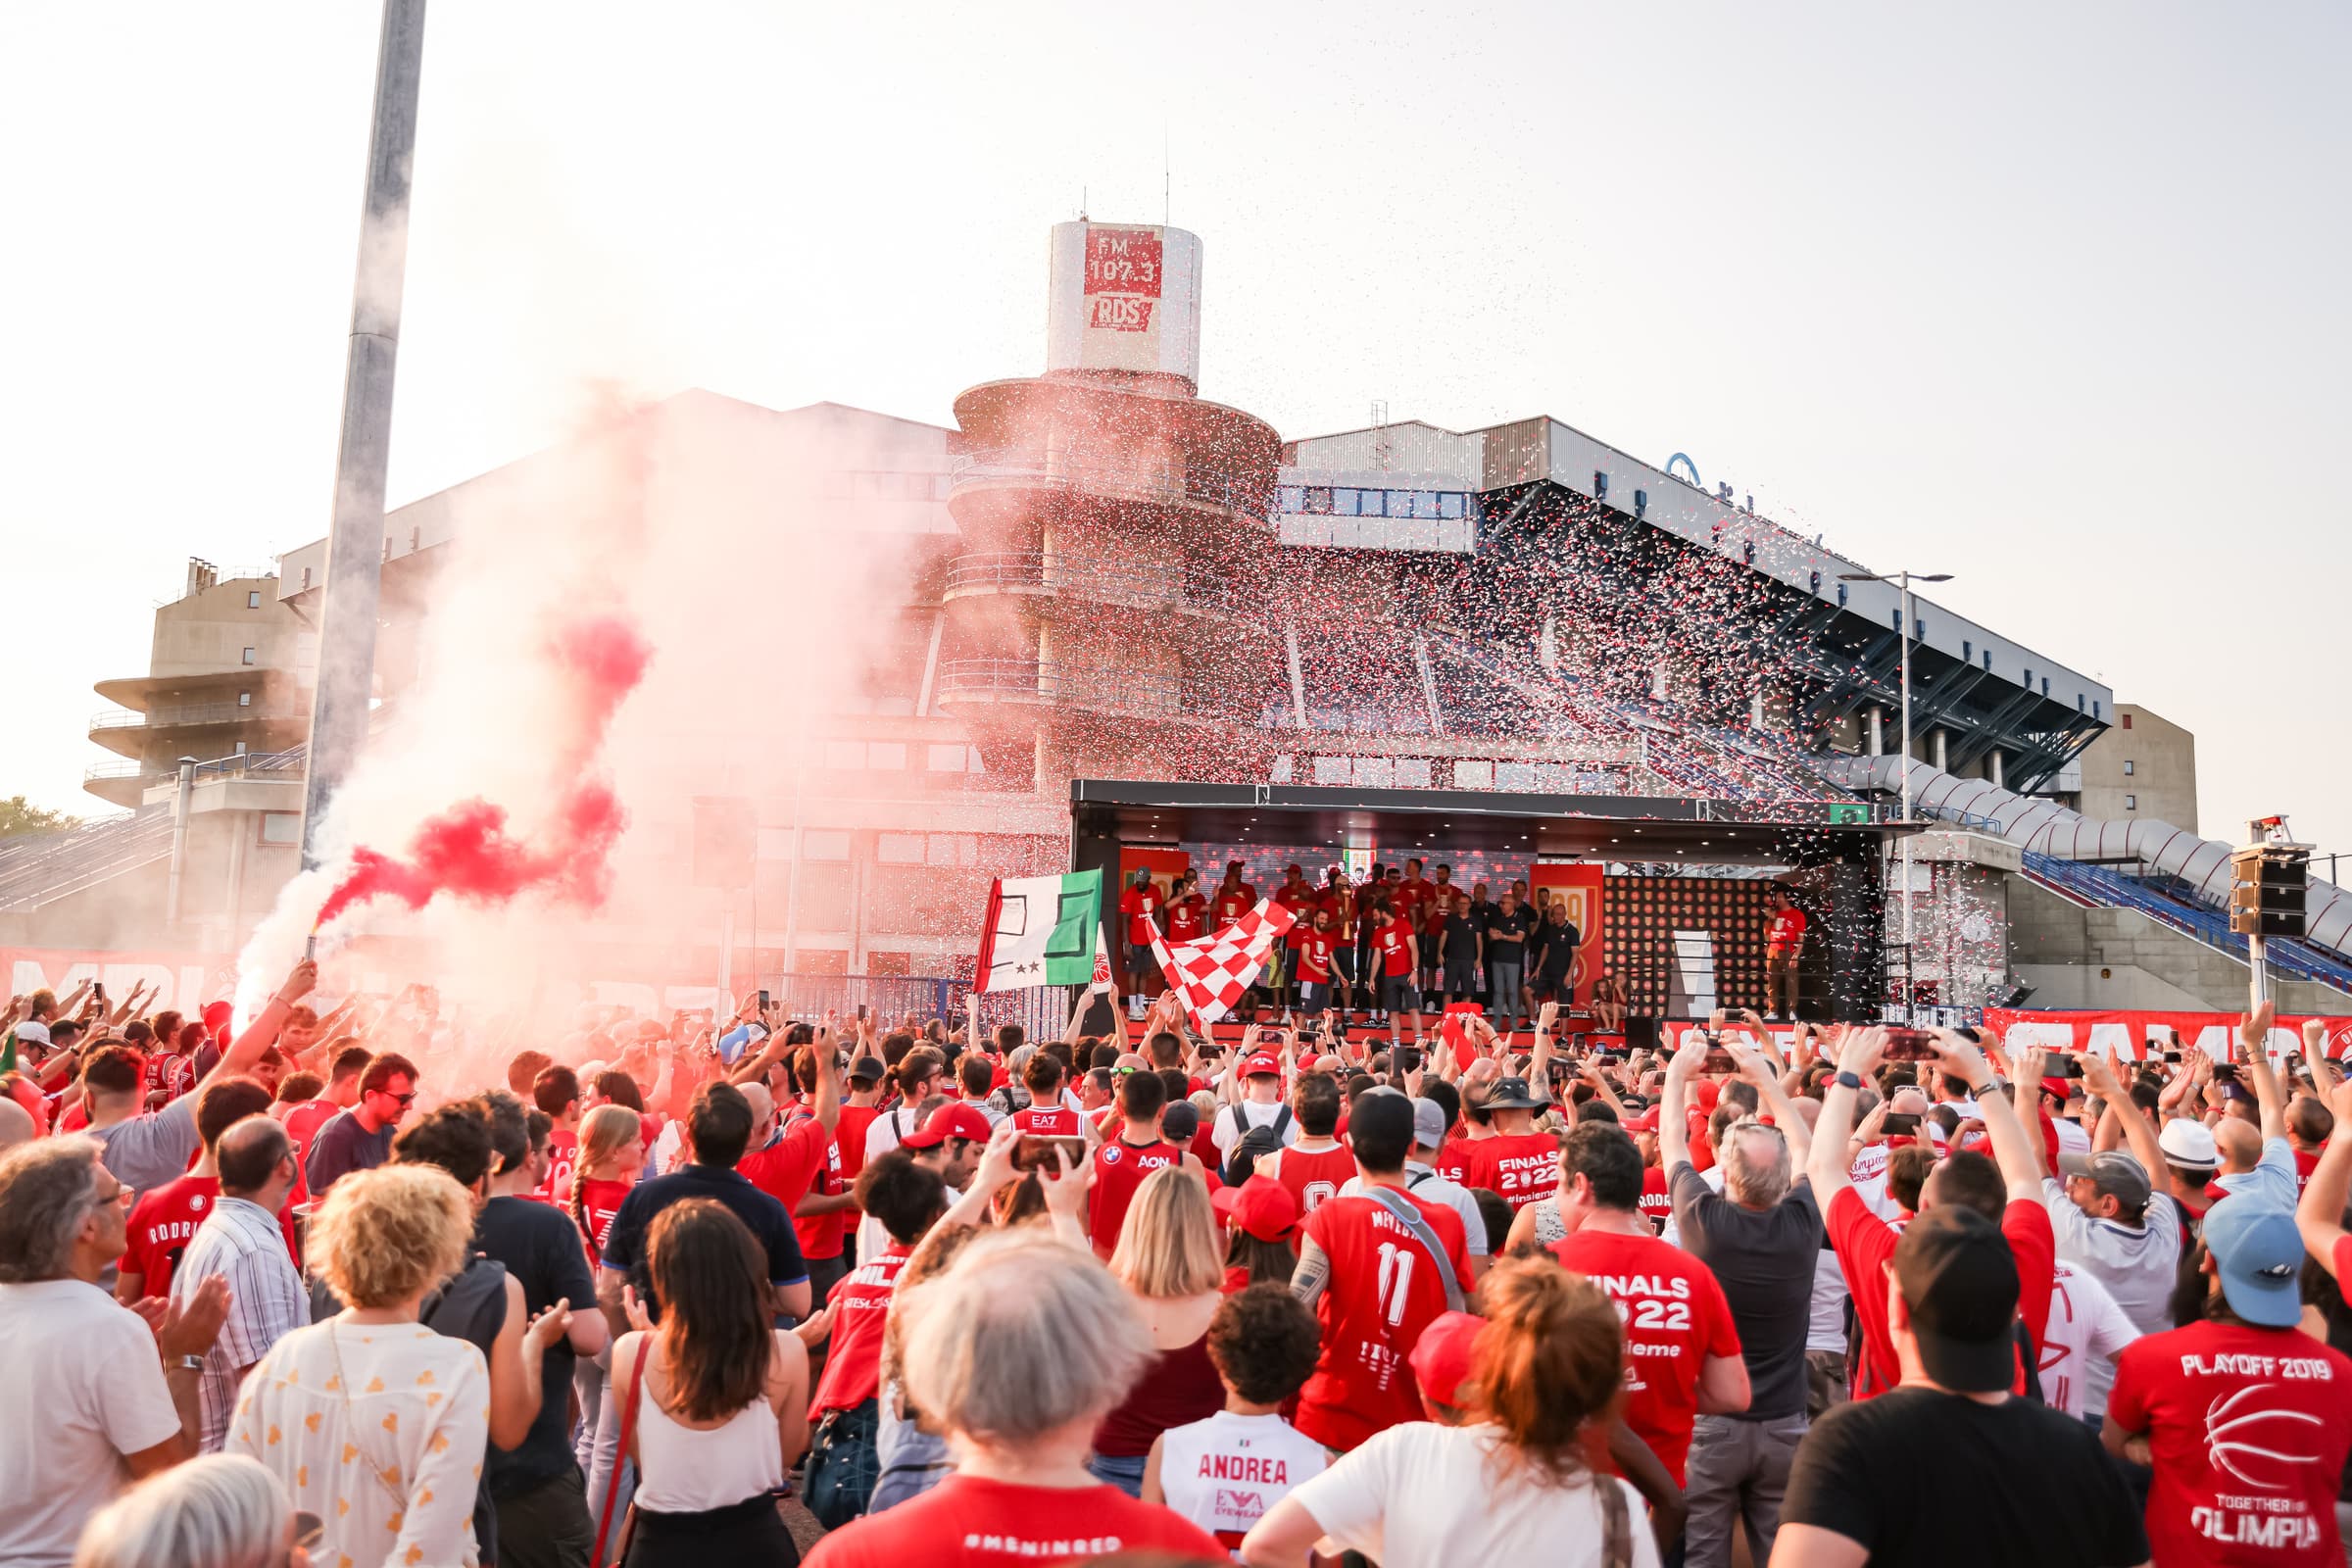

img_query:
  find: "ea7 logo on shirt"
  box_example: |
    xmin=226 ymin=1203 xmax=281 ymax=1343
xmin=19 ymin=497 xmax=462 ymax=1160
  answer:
xmin=2204 ymin=1384 xmax=2326 ymax=1492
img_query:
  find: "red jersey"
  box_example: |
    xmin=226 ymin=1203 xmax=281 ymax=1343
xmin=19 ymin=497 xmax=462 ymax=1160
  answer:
xmin=1089 ymin=1137 xmax=1186 ymax=1257
xmin=536 ymin=1125 xmax=579 ymax=1204
xmin=1394 ymin=878 xmax=1434 ymax=922
xmin=1320 ymin=888 xmax=1356 ymax=941
xmin=809 ymin=1245 xmax=911 ymax=1417
xmin=1293 ymin=1189 xmax=1474 ymax=1451
xmin=1275 ymin=883 xmax=1313 ymax=947
xmin=1212 ymin=886 xmax=1255 ymax=928
xmin=1638 ymin=1165 xmax=1674 ymax=1233
xmin=1458 ymin=1130 xmax=1561 ymax=1212
xmin=2108 ymin=1319 xmax=2352 ymax=1568
xmin=1269 ymin=1142 xmax=1357 ymax=1217
xmin=801 ymin=1473 xmax=1221 ymax=1568
xmin=574 ymin=1176 xmax=631 ymax=1264
xmin=1827 ymin=1188 xmax=2054 ymax=1401
xmin=1167 ymin=895 xmax=1206 ymax=942
xmin=120 ymin=1175 xmax=298 ymax=1295
xmin=147 ymin=1052 xmax=195 ymax=1104
xmin=739 ymin=1111 xmax=843 ymax=1258
xmin=282 ymin=1098 xmax=340 ymax=1156
xmin=834 ymin=1103 xmax=880 ymax=1181
xmin=1766 ymin=906 xmax=1807 ymax=949
xmin=1011 ymin=1102 xmax=1084 ymax=1138
xmin=1121 ymin=884 xmax=1165 ymax=946
xmin=1372 ymin=917 xmax=1415 ymax=978
xmin=1428 ymin=1137 xmax=1475 ymax=1186
xmin=1296 ymin=932 xmax=1336 ymax=984
xmin=1423 ymin=885 xmax=1457 ymax=931
xmin=1551 ymin=1229 xmax=1740 ymax=1485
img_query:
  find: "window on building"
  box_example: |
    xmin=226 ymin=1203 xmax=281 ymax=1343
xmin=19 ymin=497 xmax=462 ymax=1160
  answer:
xmin=1388 ymin=491 xmax=1415 ymax=518
xmin=238 ymin=691 xmax=251 ymax=708
xmin=2022 ymin=666 xmax=2032 ymax=689
xmin=1304 ymin=487 xmax=1333 ymax=514
xmin=824 ymin=739 xmax=864 ymax=770
xmin=2041 ymin=677 xmax=2050 ymax=696
xmin=1892 ymin=609 xmax=1902 ymax=632
xmin=1982 ymin=650 xmax=1991 ymax=670
xmin=802 ymin=830 xmax=852 ymax=861
xmin=2123 ymin=760 xmax=2134 ymax=776
xmin=2093 ymin=701 xmax=2102 ymax=720
xmin=1333 ymin=487 xmax=1360 ymax=516
xmin=1439 ymin=493 xmax=1464 ymax=519
xmin=1356 ymin=489 xmax=1385 ymax=517
xmin=2122 ymin=712 xmax=2132 ymax=729
xmin=247 ymin=590 xmax=261 ymax=609
xmin=1962 ymin=640 xmax=1972 ymax=662
xmin=927 ymin=833 xmax=979 ymax=866
xmin=2125 ymin=794 xmax=2137 ymax=811
xmin=925 ymin=742 xmax=968 ymax=772
xmin=259 ymin=811 xmax=301 ymax=846
xmin=876 ymin=833 xmax=924 ymax=864
xmin=1837 ymin=583 xmax=1848 ymax=607
xmin=866 ymin=741 xmax=906 ymax=769
xmin=1276 ymin=486 xmax=1302 ymax=513
xmin=241 ymin=647 xmax=256 ymax=665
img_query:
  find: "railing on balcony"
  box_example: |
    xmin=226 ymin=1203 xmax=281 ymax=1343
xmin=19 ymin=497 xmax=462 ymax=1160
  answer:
xmin=936 ymin=659 xmax=1254 ymax=721
xmin=949 ymin=454 xmax=1270 ymax=519
xmin=83 ymin=760 xmax=146 ymax=782
xmin=89 ymin=702 xmax=304 ymax=730
xmin=944 ymin=552 xmax=1266 ymax=626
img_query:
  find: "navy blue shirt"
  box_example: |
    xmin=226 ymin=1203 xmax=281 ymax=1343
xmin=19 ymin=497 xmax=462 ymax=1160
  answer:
xmin=600 ymin=1163 xmax=808 ymax=1317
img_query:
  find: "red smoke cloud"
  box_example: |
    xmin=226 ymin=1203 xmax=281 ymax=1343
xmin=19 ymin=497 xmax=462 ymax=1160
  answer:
xmin=314 ymin=613 xmax=649 ymax=934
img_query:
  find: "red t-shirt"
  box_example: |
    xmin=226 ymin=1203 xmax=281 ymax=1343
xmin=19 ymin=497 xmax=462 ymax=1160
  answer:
xmin=1213 ymin=887 xmax=1254 ymax=928
xmin=2108 ymin=1319 xmax=2352 ymax=1568
xmin=835 ymin=1103 xmax=880 ymax=1181
xmin=1827 ymin=1188 xmax=2055 ymax=1401
xmin=1428 ymin=1137 xmax=1475 ymax=1186
xmin=801 ymin=1473 xmax=1223 ymax=1567
xmin=2294 ymin=1147 xmax=2321 ymax=1196
xmin=739 ymin=1111 xmax=843 ymax=1258
xmin=120 ymin=1175 xmax=299 ymax=1295
xmin=574 ymin=1176 xmax=631 ymax=1265
xmin=1767 ymin=906 xmax=1807 ymax=948
xmin=1012 ymin=1103 xmax=1084 ymax=1139
xmin=1638 ymin=1165 xmax=1674 ymax=1233
xmin=1394 ymin=879 xmax=1434 ymax=923
xmin=809 ymin=1245 xmax=910 ymax=1418
xmin=536 ymin=1125 xmax=579 ymax=1204
xmin=1269 ymin=1142 xmax=1357 ymax=1217
xmin=1090 ymin=1137 xmax=1186 ymax=1257
xmin=1120 ymin=885 xmax=1164 ymax=946
xmin=1167 ymin=895 xmax=1206 ymax=942
xmin=282 ymin=1098 xmax=340 ymax=1156
xmin=1551 ymin=1229 xmax=1740 ymax=1485
xmin=1294 ymin=1190 xmax=1474 ymax=1451
xmin=1458 ymin=1130 xmax=1561 ymax=1212
xmin=1296 ymin=933 xmax=1336 ymax=984
xmin=1276 ymin=884 xmax=1313 ymax=948
xmin=1372 ymin=918 xmax=1415 ymax=978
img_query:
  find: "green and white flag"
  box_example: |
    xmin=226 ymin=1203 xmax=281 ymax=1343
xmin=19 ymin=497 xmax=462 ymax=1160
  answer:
xmin=975 ymin=867 xmax=1109 ymax=993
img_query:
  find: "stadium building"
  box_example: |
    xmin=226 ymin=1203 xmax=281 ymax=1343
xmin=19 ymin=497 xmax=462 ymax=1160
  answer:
xmin=12 ymin=220 xmax=2349 ymax=1024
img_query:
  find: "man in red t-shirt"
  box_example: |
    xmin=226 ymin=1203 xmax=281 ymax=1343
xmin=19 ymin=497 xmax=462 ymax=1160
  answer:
xmin=1089 ymin=1071 xmax=1193 ymax=1258
xmin=531 ymin=1063 xmax=583 ymax=1203
xmin=1291 ymin=1091 xmax=1473 ymax=1452
xmin=1259 ymin=1072 xmax=1356 ymax=1218
xmin=1294 ymin=909 xmax=1340 ymax=1022
xmin=1368 ymin=900 xmax=1421 ymax=1049
xmin=1806 ymin=1026 xmax=2055 ymax=1400
xmin=2109 ymin=1193 xmax=2352 ymax=1568
xmin=1549 ymin=1120 xmax=1747 ymax=1484
xmin=1120 ymin=870 xmax=1167 ymax=1013
xmin=736 ymin=1034 xmax=851 ymax=1302
xmin=1212 ymin=862 xmax=1257 ymax=930
xmin=1456 ymin=1075 xmax=1560 ymax=1212
xmin=1763 ymin=887 xmax=1807 ymax=1020
xmin=118 ymin=1075 xmax=298 ymax=1301
xmin=1010 ymin=1052 xmax=1083 ymax=1138
xmin=808 ymin=1149 xmax=952 ymax=1435
xmin=1166 ymin=871 xmax=1207 ymax=943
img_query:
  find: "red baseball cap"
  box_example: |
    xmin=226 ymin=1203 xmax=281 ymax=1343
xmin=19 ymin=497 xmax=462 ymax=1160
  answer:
xmin=202 ymin=1001 xmax=233 ymax=1037
xmin=1211 ymin=1174 xmax=1298 ymax=1243
xmin=2040 ymin=1076 xmax=2074 ymax=1102
xmin=1242 ymin=1052 xmax=1282 ymax=1077
xmin=1621 ymin=1109 xmax=1660 ymax=1134
xmin=1408 ymin=1309 xmax=1485 ymax=1410
xmin=901 ymin=1102 xmax=992 ymax=1150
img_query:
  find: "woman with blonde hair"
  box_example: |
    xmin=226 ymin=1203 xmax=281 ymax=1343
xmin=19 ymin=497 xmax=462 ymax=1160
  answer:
xmin=801 ymin=1231 xmax=1223 ymax=1566
xmin=1242 ymin=1256 xmax=1658 ymax=1567
xmin=228 ymin=1162 xmax=491 ymax=1567
xmin=568 ymin=1102 xmax=645 ymax=1266
xmin=73 ymin=1454 xmax=300 ymax=1568
xmin=605 ymin=1198 xmax=812 ymax=1565
xmin=1082 ymin=1164 xmax=1227 ymax=1495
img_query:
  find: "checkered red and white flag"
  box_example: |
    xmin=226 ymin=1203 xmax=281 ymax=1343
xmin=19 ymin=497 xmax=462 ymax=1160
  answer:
xmin=1150 ymin=897 xmax=1298 ymax=1030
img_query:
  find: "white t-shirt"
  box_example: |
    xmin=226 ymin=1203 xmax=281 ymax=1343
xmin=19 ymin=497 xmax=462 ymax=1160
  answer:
xmin=862 ymin=1103 xmax=923 ymax=1168
xmin=1807 ymin=1247 xmax=1850 ymax=1354
xmin=2038 ymin=1261 xmax=2140 ymax=1421
xmin=1340 ymin=1163 xmax=1491 ymax=1257
xmin=1211 ymin=1099 xmax=1300 ymax=1159
xmin=0 ymin=1279 xmax=184 ymax=1568
xmin=1155 ymin=1409 xmax=1327 ymax=1546
xmin=1288 ymin=1420 xmax=1662 ymax=1568
xmin=2052 ymin=1116 xmax=2092 ymax=1157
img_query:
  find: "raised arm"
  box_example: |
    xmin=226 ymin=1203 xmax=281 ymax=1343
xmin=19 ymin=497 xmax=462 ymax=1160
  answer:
xmin=204 ymin=959 xmax=318 ymax=1090
xmin=2239 ymin=1001 xmax=2286 ymax=1144
xmin=1660 ymin=1029 xmax=1704 ymax=1172
xmin=2302 ymin=1018 xmax=2340 ymax=1098
xmin=1730 ymin=1038 xmax=1810 ymax=1173
xmin=2296 ymin=1078 xmax=2352 ymax=1278
xmin=1805 ymin=1027 xmax=1886 ymax=1206
xmin=1932 ymin=1029 xmax=2040 ymax=1200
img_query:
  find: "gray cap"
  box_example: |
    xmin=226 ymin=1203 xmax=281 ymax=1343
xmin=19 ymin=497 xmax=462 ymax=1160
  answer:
xmin=1410 ymin=1097 xmax=1448 ymax=1151
xmin=2056 ymin=1149 xmax=2152 ymax=1209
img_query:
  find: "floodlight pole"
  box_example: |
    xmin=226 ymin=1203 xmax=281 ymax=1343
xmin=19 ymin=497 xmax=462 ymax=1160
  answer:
xmin=299 ymin=0 xmax=428 ymax=870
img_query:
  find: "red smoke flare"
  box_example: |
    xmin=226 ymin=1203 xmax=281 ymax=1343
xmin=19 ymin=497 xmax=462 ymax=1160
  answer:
xmin=312 ymin=614 xmax=648 ymax=934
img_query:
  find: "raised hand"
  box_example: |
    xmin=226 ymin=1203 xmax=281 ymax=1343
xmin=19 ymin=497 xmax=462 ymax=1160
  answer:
xmin=524 ymin=1298 xmax=574 ymax=1354
xmin=157 ymin=1274 xmax=231 ymax=1359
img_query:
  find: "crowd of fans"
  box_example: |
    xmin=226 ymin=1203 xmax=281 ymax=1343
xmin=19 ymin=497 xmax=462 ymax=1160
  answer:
xmin=3 ymin=962 xmax=2351 ymax=1568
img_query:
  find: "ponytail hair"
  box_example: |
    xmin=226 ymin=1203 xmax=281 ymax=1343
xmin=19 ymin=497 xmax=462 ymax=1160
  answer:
xmin=1467 ymin=1257 xmax=1625 ymax=1485
xmin=571 ymin=1102 xmax=643 ymax=1256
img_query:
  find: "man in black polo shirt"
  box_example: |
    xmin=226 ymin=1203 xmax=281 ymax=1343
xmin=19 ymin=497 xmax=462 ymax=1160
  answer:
xmin=595 ymin=1080 xmax=811 ymax=1333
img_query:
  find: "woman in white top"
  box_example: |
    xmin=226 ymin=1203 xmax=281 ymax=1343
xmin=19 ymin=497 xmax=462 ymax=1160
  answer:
xmin=228 ymin=1163 xmax=492 ymax=1568
xmin=1242 ymin=1256 xmax=1661 ymax=1568
xmin=608 ymin=1198 xmax=813 ymax=1567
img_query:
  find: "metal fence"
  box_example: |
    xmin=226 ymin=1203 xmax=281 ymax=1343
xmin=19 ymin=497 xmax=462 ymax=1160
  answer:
xmin=747 ymin=974 xmax=1079 ymax=1041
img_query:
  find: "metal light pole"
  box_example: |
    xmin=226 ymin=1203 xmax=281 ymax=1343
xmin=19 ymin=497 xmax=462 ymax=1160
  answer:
xmin=299 ymin=0 xmax=429 ymax=870
xmin=1841 ymin=569 xmax=1952 ymax=955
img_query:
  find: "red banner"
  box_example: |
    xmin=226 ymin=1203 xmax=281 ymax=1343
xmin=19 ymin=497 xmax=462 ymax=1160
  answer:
xmin=1984 ymin=1007 xmax=2352 ymax=1062
xmin=1530 ymin=864 xmax=1606 ymax=1005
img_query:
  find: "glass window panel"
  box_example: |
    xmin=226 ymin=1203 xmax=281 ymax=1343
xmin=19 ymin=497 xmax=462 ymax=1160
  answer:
xmin=802 ymin=830 xmax=852 ymax=861
xmin=1333 ymin=488 xmax=1360 ymax=515
xmin=866 ymin=741 xmax=907 ymax=768
xmin=876 ymin=833 xmax=924 ymax=863
xmin=1412 ymin=491 xmax=1441 ymax=518
xmin=1304 ymin=487 xmax=1333 ymax=514
xmin=926 ymin=743 xmax=968 ymax=771
xmin=1439 ymin=493 xmax=1464 ymax=519
xmin=1277 ymin=486 xmax=1302 ymax=512
xmin=824 ymin=740 xmax=863 ymax=769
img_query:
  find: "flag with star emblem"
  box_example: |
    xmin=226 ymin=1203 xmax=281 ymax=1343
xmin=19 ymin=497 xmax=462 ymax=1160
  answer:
xmin=975 ymin=868 xmax=1107 ymax=993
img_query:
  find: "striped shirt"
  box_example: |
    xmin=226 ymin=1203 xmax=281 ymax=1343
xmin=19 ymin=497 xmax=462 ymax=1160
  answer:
xmin=173 ymin=1195 xmax=307 ymax=1451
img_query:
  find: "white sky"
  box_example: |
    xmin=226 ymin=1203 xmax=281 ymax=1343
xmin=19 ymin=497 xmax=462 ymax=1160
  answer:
xmin=5 ymin=2 xmax=2346 ymax=859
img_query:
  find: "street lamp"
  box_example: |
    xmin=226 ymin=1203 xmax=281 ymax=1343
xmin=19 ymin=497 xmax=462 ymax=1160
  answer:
xmin=1839 ymin=570 xmax=1953 ymax=961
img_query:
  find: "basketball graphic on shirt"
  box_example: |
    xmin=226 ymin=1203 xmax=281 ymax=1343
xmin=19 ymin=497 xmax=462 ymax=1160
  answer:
xmin=2205 ymin=1384 xmax=2324 ymax=1491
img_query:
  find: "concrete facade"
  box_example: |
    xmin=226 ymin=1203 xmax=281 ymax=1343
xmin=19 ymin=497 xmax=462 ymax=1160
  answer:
xmin=2007 ymin=877 xmax=2348 ymax=1012
xmin=2073 ymin=703 xmax=2197 ymax=833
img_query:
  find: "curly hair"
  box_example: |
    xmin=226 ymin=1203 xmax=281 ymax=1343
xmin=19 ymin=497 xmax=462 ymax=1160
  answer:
xmin=304 ymin=1163 xmax=471 ymax=1308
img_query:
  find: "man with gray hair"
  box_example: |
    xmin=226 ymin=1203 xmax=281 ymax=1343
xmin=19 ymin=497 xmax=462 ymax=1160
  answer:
xmin=172 ymin=1115 xmax=306 ymax=1452
xmin=0 ymin=1136 xmax=229 ymax=1567
xmin=1661 ymin=1024 xmax=1821 ymax=1568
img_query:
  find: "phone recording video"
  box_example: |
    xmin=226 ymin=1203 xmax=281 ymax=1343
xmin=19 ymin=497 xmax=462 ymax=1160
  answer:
xmin=1882 ymin=1111 xmax=1921 ymax=1137
xmin=1883 ymin=1027 xmax=1937 ymax=1062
